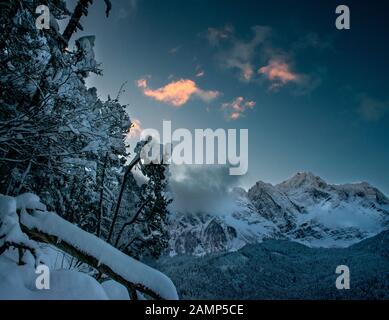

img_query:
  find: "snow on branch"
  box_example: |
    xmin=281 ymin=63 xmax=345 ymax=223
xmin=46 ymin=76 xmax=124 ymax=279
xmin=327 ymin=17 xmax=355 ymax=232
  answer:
xmin=0 ymin=193 xmax=178 ymax=300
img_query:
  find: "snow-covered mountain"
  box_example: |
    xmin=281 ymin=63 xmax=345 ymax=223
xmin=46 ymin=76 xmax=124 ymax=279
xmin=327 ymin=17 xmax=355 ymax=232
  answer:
xmin=168 ymin=172 xmax=389 ymax=255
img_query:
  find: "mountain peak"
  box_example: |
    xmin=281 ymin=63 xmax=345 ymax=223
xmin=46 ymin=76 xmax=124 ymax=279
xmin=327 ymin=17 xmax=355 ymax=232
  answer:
xmin=231 ymin=187 xmax=248 ymax=198
xmin=169 ymin=172 xmax=389 ymax=256
xmin=277 ymin=171 xmax=328 ymax=191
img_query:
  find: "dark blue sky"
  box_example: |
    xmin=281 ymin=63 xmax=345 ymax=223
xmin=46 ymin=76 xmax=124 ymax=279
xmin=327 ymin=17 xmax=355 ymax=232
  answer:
xmin=65 ymin=0 xmax=389 ymax=194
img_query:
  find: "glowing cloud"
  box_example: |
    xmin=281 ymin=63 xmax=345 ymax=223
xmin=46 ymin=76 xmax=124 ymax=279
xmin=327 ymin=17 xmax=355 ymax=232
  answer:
xmin=242 ymin=65 xmax=254 ymax=81
xmin=221 ymin=97 xmax=256 ymax=120
xmin=258 ymin=59 xmax=299 ymax=88
xmin=137 ymin=78 xmax=219 ymax=107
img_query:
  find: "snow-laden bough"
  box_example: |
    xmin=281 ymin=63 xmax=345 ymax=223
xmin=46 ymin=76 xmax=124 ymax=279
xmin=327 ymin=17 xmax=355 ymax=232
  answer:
xmin=0 ymin=193 xmax=178 ymax=300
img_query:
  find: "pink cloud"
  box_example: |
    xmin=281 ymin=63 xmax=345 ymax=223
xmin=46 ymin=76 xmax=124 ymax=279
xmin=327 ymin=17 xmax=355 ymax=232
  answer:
xmin=242 ymin=65 xmax=254 ymax=81
xmin=230 ymin=112 xmax=241 ymax=120
xmin=258 ymin=59 xmax=299 ymax=87
xmin=221 ymin=96 xmax=256 ymax=120
xmin=137 ymin=78 xmax=148 ymax=89
xmin=137 ymin=78 xmax=219 ymax=107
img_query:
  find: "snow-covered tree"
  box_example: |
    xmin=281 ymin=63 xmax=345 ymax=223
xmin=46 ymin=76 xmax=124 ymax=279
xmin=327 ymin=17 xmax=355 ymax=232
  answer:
xmin=113 ymin=159 xmax=172 ymax=259
xmin=1 ymin=0 xmax=172 ymax=255
xmin=0 ymin=0 xmax=175 ymax=299
xmin=0 ymin=0 xmax=131 ymax=234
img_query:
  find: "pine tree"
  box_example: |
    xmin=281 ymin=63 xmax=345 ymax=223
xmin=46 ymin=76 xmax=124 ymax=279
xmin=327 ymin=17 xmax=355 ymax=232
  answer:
xmin=113 ymin=143 xmax=172 ymax=260
xmin=0 ymin=0 xmax=172 ymax=262
xmin=0 ymin=0 xmax=130 ymax=231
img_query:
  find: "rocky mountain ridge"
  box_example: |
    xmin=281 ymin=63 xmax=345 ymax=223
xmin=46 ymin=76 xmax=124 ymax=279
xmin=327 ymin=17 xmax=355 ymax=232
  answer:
xmin=168 ymin=172 xmax=389 ymax=255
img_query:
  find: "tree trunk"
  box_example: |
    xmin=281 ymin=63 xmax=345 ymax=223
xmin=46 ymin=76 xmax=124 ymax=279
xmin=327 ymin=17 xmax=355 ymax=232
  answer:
xmin=96 ymin=152 xmax=108 ymax=237
xmin=114 ymin=201 xmax=147 ymax=247
xmin=106 ymin=154 xmax=142 ymax=243
xmin=62 ymin=0 xmax=91 ymax=44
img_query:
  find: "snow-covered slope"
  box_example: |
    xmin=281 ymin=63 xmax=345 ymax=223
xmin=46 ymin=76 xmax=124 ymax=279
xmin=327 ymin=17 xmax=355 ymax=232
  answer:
xmin=168 ymin=172 xmax=389 ymax=255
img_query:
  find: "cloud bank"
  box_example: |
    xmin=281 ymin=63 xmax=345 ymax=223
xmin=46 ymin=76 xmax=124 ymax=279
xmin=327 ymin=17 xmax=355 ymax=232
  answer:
xmin=169 ymin=165 xmax=242 ymax=215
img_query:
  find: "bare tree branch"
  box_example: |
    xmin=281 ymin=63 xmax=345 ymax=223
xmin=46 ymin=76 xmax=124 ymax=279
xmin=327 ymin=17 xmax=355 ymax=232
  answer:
xmin=114 ymin=201 xmax=147 ymax=247
xmin=106 ymin=138 xmax=151 ymax=243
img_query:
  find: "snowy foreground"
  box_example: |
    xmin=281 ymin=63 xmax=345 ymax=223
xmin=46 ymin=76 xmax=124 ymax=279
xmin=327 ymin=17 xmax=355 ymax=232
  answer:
xmin=0 ymin=193 xmax=178 ymax=300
